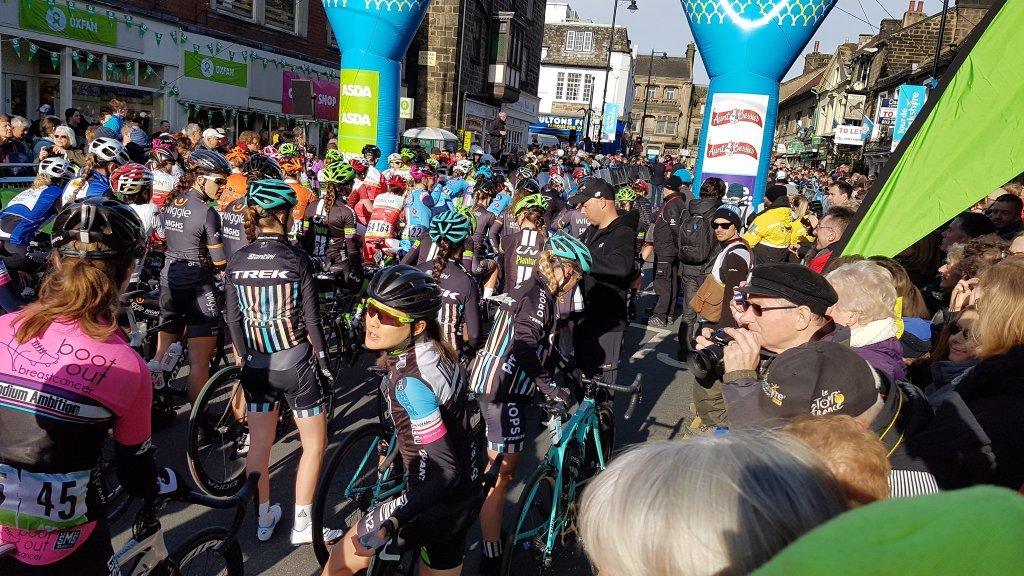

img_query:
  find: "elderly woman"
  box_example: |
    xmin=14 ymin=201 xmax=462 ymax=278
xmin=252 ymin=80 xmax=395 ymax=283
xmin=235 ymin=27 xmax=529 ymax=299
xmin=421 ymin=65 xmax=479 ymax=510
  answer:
xmin=826 ymin=261 xmax=905 ymax=381
xmin=41 ymin=124 xmax=86 ymax=166
xmin=579 ymin=433 xmax=847 ymax=576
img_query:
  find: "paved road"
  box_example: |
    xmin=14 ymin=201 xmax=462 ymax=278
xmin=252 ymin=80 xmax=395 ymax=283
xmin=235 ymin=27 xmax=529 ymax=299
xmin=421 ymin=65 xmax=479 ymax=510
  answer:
xmin=114 ymin=292 xmax=697 ymax=575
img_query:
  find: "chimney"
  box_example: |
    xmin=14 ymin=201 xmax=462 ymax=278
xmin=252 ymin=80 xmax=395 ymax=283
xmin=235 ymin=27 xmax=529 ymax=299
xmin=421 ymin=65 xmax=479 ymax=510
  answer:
xmin=903 ymin=0 xmax=927 ymax=28
xmin=880 ymin=18 xmax=902 ymax=35
xmin=685 ymin=42 xmax=696 ymax=68
xmin=803 ymin=42 xmax=830 ymax=74
xmin=858 ymin=33 xmax=873 ymax=46
xmin=813 ymin=40 xmax=820 ymax=52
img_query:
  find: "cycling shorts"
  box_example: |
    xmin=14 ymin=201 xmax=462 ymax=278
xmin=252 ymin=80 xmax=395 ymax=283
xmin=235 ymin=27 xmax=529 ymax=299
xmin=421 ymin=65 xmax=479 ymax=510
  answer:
xmin=0 ymin=520 xmax=117 ymax=576
xmin=478 ymin=397 xmax=531 ymax=454
xmin=159 ymin=283 xmax=221 ymax=338
xmin=241 ymin=343 xmax=326 ymax=418
xmin=362 ymin=496 xmax=473 ymax=571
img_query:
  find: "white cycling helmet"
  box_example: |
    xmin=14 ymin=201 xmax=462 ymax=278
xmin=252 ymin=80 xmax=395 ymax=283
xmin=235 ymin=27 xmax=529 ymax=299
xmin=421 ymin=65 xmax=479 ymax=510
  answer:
xmin=387 ymin=152 xmax=403 ymax=164
xmin=454 ymin=159 xmax=473 ymax=174
xmin=38 ymin=156 xmax=74 ymax=180
xmin=88 ymin=137 xmax=130 ymax=165
xmin=470 ymin=145 xmax=484 ymax=156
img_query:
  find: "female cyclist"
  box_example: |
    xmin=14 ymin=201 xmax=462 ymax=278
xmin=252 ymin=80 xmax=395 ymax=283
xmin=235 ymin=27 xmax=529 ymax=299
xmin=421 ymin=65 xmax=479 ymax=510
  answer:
xmin=362 ymin=143 xmax=381 ymax=167
xmin=110 ymin=162 xmax=159 ymax=240
xmin=148 ymin=138 xmax=181 ymax=209
xmin=155 ymin=148 xmax=230 ymax=405
xmin=486 ymin=177 xmax=540 ymax=250
xmin=0 ymin=197 xmax=177 ymax=575
xmin=401 ymin=164 xmax=438 ymax=253
xmin=225 ymin=178 xmax=331 ymax=544
xmin=322 ymin=265 xmax=481 ymax=576
xmin=61 ymin=136 xmax=130 ymax=203
xmin=278 ymin=143 xmax=317 ymax=237
xmin=302 ymin=162 xmax=362 ymax=281
xmin=469 ymin=178 xmax=498 ymax=257
xmin=0 ymin=157 xmax=74 ymax=272
xmin=420 ymin=210 xmax=481 ymax=359
xmin=400 ymin=205 xmax=475 ymax=271
xmin=487 ymin=187 xmax=549 ymax=294
xmin=220 ymin=145 xmax=252 ymax=211
xmin=469 ymin=232 xmax=591 ymax=575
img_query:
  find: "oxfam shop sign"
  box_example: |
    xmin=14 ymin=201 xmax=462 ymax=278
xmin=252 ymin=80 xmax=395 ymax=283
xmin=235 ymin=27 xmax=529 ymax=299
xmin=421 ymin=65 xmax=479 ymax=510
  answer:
xmin=184 ymin=51 xmax=248 ymax=88
xmin=20 ymin=0 xmax=118 ymax=45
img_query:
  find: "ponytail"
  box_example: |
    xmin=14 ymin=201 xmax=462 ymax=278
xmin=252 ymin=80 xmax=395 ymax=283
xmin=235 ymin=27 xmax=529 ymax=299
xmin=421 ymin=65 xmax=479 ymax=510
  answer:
xmin=161 ymin=170 xmax=197 ymax=212
xmin=72 ymin=155 xmax=98 ymax=196
xmin=431 ymin=238 xmax=456 ymax=282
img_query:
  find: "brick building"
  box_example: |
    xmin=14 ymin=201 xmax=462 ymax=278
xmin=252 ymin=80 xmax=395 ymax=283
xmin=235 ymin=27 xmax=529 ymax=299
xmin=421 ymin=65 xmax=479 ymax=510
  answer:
xmin=630 ymin=43 xmax=703 ymax=160
xmin=407 ymin=0 xmax=546 ymax=153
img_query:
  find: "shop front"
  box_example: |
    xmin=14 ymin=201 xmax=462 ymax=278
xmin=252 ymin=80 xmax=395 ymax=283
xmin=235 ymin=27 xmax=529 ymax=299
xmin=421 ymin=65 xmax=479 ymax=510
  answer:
xmin=463 ymin=97 xmax=498 ymax=151
xmin=501 ymin=92 xmax=539 ymax=155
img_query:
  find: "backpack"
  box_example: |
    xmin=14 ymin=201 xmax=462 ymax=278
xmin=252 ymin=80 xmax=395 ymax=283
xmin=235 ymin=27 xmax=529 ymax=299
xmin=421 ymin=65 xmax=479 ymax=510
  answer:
xmin=678 ymin=211 xmax=715 ymax=267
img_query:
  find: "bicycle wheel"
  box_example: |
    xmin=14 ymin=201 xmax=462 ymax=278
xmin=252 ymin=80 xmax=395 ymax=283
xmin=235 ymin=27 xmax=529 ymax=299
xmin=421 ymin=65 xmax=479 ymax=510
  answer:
xmin=501 ymin=465 xmax=559 ymax=576
xmin=187 ymin=366 xmax=248 ymax=497
xmin=167 ymin=526 xmax=243 ymax=576
xmin=312 ymin=423 xmax=402 ymax=566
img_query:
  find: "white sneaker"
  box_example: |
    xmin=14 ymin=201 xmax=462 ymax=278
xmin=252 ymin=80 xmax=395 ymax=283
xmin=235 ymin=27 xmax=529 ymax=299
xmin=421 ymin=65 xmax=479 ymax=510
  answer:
xmin=257 ymin=504 xmax=282 ymax=542
xmin=290 ymin=522 xmax=312 ymax=545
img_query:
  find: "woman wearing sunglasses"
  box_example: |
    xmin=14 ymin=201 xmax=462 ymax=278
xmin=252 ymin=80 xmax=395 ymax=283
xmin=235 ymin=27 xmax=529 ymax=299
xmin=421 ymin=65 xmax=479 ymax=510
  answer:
xmin=920 ymin=307 xmax=979 ymax=408
xmin=324 ymin=265 xmax=480 ymax=576
xmin=154 ymin=149 xmax=230 ymax=407
xmin=225 ymin=179 xmax=331 ymax=544
xmin=469 ymin=232 xmax=591 ymax=575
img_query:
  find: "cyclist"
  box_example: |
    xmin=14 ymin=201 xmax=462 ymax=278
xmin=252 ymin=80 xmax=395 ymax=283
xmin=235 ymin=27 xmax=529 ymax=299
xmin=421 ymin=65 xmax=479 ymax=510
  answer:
xmin=278 ymin=143 xmax=317 ymax=238
xmin=0 ymin=157 xmax=74 ymax=272
xmin=362 ymin=175 xmax=406 ymax=266
xmin=220 ymin=145 xmax=251 ymax=211
xmin=224 ymin=178 xmax=331 ymax=544
xmin=383 ymin=152 xmax=405 ymax=180
xmin=487 ymin=177 xmax=540 ymax=250
xmin=469 ymin=232 xmax=590 ymax=575
xmin=149 ymin=134 xmax=181 ymax=208
xmin=301 ymin=162 xmax=362 ymax=280
xmin=110 ymin=162 xmax=159 ymax=240
xmin=323 ymin=265 xmax=481 ymax=576
xmin=61 ymin=136 xmax=129 ymax=203
xmin=468 ymin=179 xmax=498 ymax=256
xmin=541 ymin=174 xmax=567 ymax=223
xmin=362 ymin=143 xmax=381 ymax=168
xmin=419 ymin=210 xmax=481 ymax=359
xmin=401 ymin=164 xmax=438 ymax=253
xmin=220 ymin=155 xmax=285 ymax=260
xmin=154 ymin=148 xmax=230 ymax=405
xmin=489 ymin=189 xmax=549 ymax=294
xmin=434 ymin=160 xmax=472 ymax=213
xmin=0 ymin=197 xmax=178 ymax=575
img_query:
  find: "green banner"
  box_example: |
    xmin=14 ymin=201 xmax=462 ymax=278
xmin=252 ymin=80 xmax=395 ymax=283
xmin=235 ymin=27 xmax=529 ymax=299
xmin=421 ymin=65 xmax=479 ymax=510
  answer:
xmin=19 ymin=0 xmax=118 ymax=45
xmin=337 ymin=69 xmax=380 ymax=156
xmin=842 ymin=1 xmax=1024 ymax=258
xmin=184 ymin=51 xmax=248 ymax=88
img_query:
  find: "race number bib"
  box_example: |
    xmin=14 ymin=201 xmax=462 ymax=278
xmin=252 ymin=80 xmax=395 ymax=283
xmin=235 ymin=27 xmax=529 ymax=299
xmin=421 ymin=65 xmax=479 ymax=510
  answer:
xmin=0 ymin=465 xmax=90 ymax=530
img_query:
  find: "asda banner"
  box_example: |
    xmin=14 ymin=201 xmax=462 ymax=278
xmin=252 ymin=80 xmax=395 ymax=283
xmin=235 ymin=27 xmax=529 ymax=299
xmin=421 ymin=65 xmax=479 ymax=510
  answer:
xmin=682 ymin=0 xmax=837 ymax=207
xmin=323 ymin=0 xmax=431 ymax=166
xmin=184 ymin=51 xmax=248 ymax=88
xmin=20 ymin=0 xmax=118 ymax=46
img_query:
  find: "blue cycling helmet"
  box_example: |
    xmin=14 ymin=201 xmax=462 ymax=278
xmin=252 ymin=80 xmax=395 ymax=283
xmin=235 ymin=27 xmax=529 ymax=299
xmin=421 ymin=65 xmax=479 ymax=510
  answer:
xmin=247 ymin=178 xmax=297 ymax=210
xmin=428 ymin=209 xmax=473 ymax=245
xmin=475 ymin=165 xmax=493 ymax=180
xmin=546 ymin=231 xmax=592 ymax=274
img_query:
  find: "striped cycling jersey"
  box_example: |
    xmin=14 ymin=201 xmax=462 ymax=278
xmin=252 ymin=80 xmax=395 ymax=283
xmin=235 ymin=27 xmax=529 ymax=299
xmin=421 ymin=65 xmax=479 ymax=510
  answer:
xmin=500 ymin=228 xmax=544 ymax=290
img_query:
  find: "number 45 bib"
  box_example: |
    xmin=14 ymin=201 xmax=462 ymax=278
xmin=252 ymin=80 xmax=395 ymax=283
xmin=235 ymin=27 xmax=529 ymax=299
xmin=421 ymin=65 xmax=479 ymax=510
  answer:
xmin=0 ymin=464 xmax=90 ymax=530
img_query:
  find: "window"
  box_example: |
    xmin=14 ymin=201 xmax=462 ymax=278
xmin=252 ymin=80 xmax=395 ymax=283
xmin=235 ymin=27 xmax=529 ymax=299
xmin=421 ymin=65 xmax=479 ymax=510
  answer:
xmin=582 ymin=74 xmax=594 ymax=103
xmin=564 ymin=30 xmax=593 ymax=52
xmin=646 ymin=86 xmax=656 ymax=99
xmin=664 ymin=87 xmax=677 ymax=100
xmin=555 ymin=72 xmax=565 ymax=100
xmin=554 ymin=72 xmax=593 ymax=103
xmin=565 ymin=72 xmax=582 ymax=101
xmin=212 ymin=0 xmax=307 ymax=36
xmin=655 ymin=116 xmax=677 ymax=135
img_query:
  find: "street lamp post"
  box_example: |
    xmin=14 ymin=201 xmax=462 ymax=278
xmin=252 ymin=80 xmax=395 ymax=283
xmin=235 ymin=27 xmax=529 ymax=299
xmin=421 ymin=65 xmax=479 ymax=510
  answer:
xmin=598 ymin=0 xmax=637 ymax=149
xmin=637 ymin=48 xmax=668 ymax=152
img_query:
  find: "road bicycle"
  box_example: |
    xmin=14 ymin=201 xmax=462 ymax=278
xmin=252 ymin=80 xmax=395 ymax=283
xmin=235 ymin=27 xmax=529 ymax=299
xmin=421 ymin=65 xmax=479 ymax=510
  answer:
xmin=501 ymin=373 xmax=643 ymax=576
xmin=316 ymin=270 xmax=369 ymax=373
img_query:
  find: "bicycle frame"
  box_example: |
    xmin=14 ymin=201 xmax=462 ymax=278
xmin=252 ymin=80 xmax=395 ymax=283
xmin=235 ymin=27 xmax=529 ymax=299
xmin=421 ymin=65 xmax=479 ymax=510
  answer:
xmin=112 ymin=522 xmax=171 ymax=576
xmin=346 ymin=428 xmax=405 ymax=508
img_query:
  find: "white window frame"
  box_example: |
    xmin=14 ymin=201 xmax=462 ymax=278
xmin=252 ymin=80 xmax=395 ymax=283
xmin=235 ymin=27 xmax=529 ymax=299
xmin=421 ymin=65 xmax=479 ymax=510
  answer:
xmin=565 ymin=72 xmax=582 ymax=101
xmin=582 ymin=74 xmax=594 ymax=103
xmin=555 ymin=72 xmax=566 ymax=100
xmin=564 ymin=30 xmax=593 ymax=52
xmin=646 ymin=86 xmax=656 ymax=99
xmin=581 ymin=31 xmax=593 ymax=52
xmin=664 ymin=87 xmax=676 ymax=100
xmin=564 ymin=30 xmax=576 ymax=51
xmin=211 ymin=0 xmax=309 ymax=37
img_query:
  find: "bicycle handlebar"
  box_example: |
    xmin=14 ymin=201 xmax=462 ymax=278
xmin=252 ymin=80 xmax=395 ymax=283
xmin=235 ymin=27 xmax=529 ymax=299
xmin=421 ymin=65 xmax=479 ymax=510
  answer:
xmin=582 ymin=374 xmax=644 ymax=421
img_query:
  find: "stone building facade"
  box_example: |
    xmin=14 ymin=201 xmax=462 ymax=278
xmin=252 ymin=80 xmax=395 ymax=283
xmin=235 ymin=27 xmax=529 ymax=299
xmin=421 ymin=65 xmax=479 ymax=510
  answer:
xmin=630 ymin=43 xmax=703 ymax=159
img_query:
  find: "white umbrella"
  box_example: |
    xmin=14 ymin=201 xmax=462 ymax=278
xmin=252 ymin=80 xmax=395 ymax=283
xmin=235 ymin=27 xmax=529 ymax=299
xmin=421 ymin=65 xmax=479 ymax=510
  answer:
xmin=403 ymin=127 xmax=458 ymax=141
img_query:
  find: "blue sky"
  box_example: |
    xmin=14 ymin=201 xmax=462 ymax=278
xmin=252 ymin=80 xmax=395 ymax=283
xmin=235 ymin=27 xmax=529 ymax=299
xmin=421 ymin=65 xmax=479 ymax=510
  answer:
xmin=571 ymin=0 xmax=918 ymax=83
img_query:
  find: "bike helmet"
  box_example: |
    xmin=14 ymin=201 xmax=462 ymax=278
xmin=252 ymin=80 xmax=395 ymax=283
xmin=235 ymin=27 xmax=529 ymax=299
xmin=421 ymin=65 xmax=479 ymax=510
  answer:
xmin=514 ymin=166 xmax=535 ymax=181
xmin=453 ymin=159 xmax=473 ymax=174
xmin=400 ymin=147 xmax=416 ymax=161
xmin=631 ymin=179 xmax=650 ymax=193
xmin=38 ymin=156 xmax=74 ymax=180
xmin=546 ymin=232 xmax=593 ymax=274
xmin=548 ymin=164 xmax=561 ymax=176
xmin=226 ymin=146 xmax=250 ymax=165
xmin=51 ymin=197 xmax=144 ymax=260
xmin=409 ymin=164 xmax=434 ymax=181
xmin=261 ymin=144 xmax=280 ymax=158
xmin=277 ymin=142 xmax=300 ymax=158
xmin=470 ymin=145 xmax=484 ymax=156
xmin=324 ymin=148 xmax=345 ymax=166
xmin=454 ymin=203 xmax=478 ymax=232
xmin=367 ymin=264 xmax=442 ymax=321
xmin=514 ymin=192 xmax=549 ymax=215
xmin=349 ymin=157 xmax=369 ymax=176
xmin=320 ymin=162 xmax=356 ymax=185
xmin=151 ymin=134 xmax=177 ymax=152
xmin=247 ymin=178 xmax=297 ymax=210
xmin=88 ymin=137 xmax=130 ymax=165
xmin=387 ymin=174 xmax=408 ymax=192
xmin=278 ymin=155 xmax=304 ymax=175
xmin=188 ymin=149 xmax=231 ymax=175
xmin=428 ymin=209 xmax=473 ymax=245
xmin=425 ymin=158 xmax=440 ymax=170
xmin=515 ymin=178 xmax=542 ymax=196
xmin=572 ymin=167 xmax=587 ymax=180
xmin=475 ymin=165 xmax=493 ymax=180
xmin=362 ymin=144 xmax=381 ymax=159
xmin=149 ymin=147 xmax=176 ymax=165
xmin=549 ymin=174 xmax=565 ymax=188
xmin=110 ymin=163 xmax=153 ymax=197
xmin=387 ymin=152 xmax=403 ymax=164
xmin=615 ymin=187 xmax=637 ymax=203
xmin=242 ymin=154 xmax=284 ymax=180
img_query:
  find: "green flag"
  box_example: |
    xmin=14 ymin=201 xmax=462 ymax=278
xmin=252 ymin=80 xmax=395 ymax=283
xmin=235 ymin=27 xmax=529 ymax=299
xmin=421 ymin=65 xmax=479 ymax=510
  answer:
xmin=841 ymin=0 xmax=1024 ymax=257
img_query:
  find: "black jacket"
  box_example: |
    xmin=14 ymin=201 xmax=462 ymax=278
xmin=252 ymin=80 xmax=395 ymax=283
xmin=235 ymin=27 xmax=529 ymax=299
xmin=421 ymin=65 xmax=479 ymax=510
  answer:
xmin=953 ymin=346 xmax=1024 ymax=488
xmin=651 ymin=192 xmax=686 ymax=259
xmin=579 ymin=209 xmax=639 ymax=332
xmin=651 ymin=161 xmax=666 ymax=186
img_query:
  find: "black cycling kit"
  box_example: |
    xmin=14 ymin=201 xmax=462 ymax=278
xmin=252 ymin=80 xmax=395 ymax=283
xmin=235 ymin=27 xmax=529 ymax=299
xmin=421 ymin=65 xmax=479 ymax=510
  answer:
xmin=416 ymin=260 xmax=481 ymax=358
xmin=470 ymin=206 xmax=496 ymax=255
xmin=499 ymin=228 xmax=545 ymax=290
xmin=300 ymin=197 xmax=361 ymax=275
xmin=219 ymin=197 xmax=250 ymax=260
xmin=224 ymin=234 xmax=329 ymax=416
xmin=553 ymin=206 xmax=590 ymax=238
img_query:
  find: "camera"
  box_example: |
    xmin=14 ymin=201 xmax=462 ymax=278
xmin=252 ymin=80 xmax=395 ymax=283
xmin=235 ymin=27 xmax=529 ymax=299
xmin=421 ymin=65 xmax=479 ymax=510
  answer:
xmin=687 ymin=329 xmax=775 ymax=380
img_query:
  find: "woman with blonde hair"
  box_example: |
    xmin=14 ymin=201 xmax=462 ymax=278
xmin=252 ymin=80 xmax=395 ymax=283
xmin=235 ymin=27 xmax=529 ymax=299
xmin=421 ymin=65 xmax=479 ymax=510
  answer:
xmin=826 ymin=261 xmax=905 ymax=380
xmin=952 ymin=254 xmax=1024 ymax=488
xmin=579 ymin=433 xmax=847 ymax=576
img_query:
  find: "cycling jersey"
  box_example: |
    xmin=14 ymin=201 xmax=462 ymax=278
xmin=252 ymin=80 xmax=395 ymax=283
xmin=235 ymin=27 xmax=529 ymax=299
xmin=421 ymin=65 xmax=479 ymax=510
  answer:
xmin=0 ymin=184 xmax=64 ymax=246
xmin=416 ymin=261 xmax=481 ymax=358
xmin=150 ymin=165 xmax=182 ymax=208
xmin=433 ymin=177 xmax=468 ymax=214
xmin=129 ymin=203 xmax=160 ymax=243
xmin=219 ymin=172 xmax=248 ymax=212
xmin=499 ymin=228 xmax=544 ymax=289
xmin=553 ymin=206 xmax=590 ymax=239
xmin=470 ymin=206 xmax=497 ymax=255
xmin=401 ymin=236 xmax=475 ymax=271
xmin=61 ymin=172 xmax=113 ymax=204
xmin=285 ymin=180 xmax=317 ymax=238
xmin=219 ymin=197 xmax=249 ymax=259
xmin=300 ymin=198 xmax=360 ymax=274
xmin=0 ymin=313 xmax=155 ymax=566
xmin=160 ymin=188 xmax=227 ymax=288
xmin=401 ymin=187 xmax=436 ymax=253
xmin=487 ymin=190 xmax=512 ymax=217
xmin=468 ymin=276 xmax=557 ymax=402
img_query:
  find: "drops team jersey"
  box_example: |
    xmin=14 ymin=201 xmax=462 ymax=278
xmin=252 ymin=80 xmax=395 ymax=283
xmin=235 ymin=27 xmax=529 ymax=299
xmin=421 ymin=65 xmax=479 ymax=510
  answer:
xmin=500 ymin=228 xmax=544 ymax=289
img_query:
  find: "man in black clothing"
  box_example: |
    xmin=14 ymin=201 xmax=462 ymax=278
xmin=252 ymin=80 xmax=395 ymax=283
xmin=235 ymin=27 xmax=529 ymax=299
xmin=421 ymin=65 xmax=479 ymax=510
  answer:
xmin=486 ymin=111 xmax=508 ymax=155
xmin=648 ymin=175 xmax=687 ymax=327
xmin=986 ymin=193 xmax=1023 ymax=240
xmin=570 ymin=178 xmax=638 ymax=386
xmin=650 ymin=156 xmax=667 ymax=206
xmin=677 ymin=178 xmax=725 ymax=350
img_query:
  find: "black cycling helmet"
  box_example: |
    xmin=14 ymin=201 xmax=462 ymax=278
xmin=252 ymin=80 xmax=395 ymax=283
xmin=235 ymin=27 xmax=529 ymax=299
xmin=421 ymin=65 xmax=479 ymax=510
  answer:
xmin=242 ymin=154 xmax=285 ymax=180
xmin=188 ymin=149 xmax=231 ymax=175
xmin=515 ymin=178 xmax=542 ymax=196
xmin=367 ymin=264 xmax=442 ymax=321
xmin=51 ymin=197 xmax=144 ymax=261
xmin=362 ymin=144 xmax=381 ymax=159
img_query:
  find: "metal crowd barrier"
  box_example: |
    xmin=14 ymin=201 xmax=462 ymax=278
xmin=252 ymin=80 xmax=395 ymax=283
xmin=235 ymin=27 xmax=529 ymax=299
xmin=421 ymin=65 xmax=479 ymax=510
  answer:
xmin=0 ymin=163 xmax=38 ymax=189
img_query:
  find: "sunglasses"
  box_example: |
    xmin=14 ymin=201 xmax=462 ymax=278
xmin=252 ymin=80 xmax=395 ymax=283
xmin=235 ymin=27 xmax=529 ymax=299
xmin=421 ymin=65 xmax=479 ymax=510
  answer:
xmin=948 ymin=321 xmax=972 ymax=339
xmin=366 ymin=297 xmax=414 ymax=326
xmin=204 ymin=175 xmax=227 ymax=185
xmin=737 ymin=300 xmax=799 ymax=316
xmin=712 ymin=221 xmax=735 ymax=229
